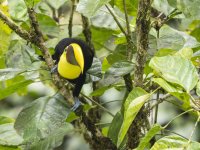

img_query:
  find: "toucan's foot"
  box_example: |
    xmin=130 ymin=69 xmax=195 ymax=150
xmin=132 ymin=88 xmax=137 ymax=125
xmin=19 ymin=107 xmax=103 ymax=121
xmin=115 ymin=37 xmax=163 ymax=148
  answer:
xmin=71 ymin=97 xmax=81 ymax=111
xmin=51 ymin=65 xmax=58 ymax=73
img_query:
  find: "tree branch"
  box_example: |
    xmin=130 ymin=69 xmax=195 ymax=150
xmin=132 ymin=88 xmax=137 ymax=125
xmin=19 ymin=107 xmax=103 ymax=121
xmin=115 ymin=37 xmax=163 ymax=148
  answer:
xmin=0 ymin=7 xmax=116 ymax=150
xmin=68 ymin=0 xmax=75 ymax=37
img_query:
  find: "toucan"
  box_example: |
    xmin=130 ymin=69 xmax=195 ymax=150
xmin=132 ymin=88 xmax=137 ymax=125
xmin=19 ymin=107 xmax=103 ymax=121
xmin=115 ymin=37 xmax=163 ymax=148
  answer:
xmin=52 ymin=38 xmax=94 ymax=110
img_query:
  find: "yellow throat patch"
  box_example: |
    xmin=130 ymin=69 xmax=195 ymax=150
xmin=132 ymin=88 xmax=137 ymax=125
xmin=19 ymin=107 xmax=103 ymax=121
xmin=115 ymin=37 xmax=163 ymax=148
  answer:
xmin=58 ymin=52 xmax=81 ymax=79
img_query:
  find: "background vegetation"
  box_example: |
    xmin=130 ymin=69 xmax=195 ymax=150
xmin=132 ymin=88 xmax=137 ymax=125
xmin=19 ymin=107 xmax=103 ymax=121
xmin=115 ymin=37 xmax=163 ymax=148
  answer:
xmin=0 ymin=0 xmax=200 ymax=150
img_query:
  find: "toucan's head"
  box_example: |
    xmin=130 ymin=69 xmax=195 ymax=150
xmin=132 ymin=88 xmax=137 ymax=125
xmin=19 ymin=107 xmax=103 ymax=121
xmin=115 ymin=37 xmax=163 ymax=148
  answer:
xmin=63 ymin=43 xmax=84 ymax=73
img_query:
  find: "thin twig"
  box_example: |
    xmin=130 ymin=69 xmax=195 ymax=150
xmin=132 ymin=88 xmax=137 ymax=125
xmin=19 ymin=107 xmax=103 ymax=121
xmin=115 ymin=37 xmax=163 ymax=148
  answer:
xmin=187 ymin=112 xmax=200 ymax=147
xmin=123 ymin=0 xmax=131 ymax=36
xmin=105 ymin=4 xmax=127 ymax=36
xmin=68 ymin=0 xmax=75 ymax=37
xmin=154 ymin=90 xmax=159 ymax=124
xmin=164 ymin=109 xmax=194 ymax=128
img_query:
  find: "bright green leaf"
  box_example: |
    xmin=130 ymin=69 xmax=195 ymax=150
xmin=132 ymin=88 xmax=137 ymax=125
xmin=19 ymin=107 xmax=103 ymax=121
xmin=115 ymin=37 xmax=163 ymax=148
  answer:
xmin=118 ymin=88 xmax=150 ymax=146
xmin=149 ymin=55 xmax=198 ymax=92
xmin=14 ymin=94 xmax=71 ymax=145
xmin=90 ymin=85 xmax=113 ymax=97
xmin=0 ymin=123 xmax=23 ymax=146
xmin=0 ymin=145 xmax=21 ymax=150
xmin=76 ymin=0 xmax=111 ymax=17
xmin=175 ymin=47 xmax=193 ymax=59
xmin=155 ymin=49 xmax=176 ymax=57
xmin=108 ymin=111 xmax=123 ymax=145
xmin=0 ymin=80 xmax=33 ymax=100
xmin=196 ymin=81 xmax=200 ymax=97
xmin=137 ymin=124 xmax=163 ymax=150
xmin=0 ymin=116 xmax=14 ymax=125
xmin=115 ymin=0 xmax=138 ymax=16
xmin=24 ymin=0 xmax=40 ymax=7
xmin=151 ymin=135 xmax=200 ymax=150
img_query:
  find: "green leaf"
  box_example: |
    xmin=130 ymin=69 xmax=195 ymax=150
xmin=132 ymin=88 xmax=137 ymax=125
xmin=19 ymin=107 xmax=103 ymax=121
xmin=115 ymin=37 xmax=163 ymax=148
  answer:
xmin=87 ymin=57 xmax=102 ymax=82
xmin=0 ymin=80 xmax=33 ymax=100
xmin=14 ymin=94 xmax=71 ymax=145
xmin=6 ymin=40 xmax=33 ymax=69
xmin=7 ymin=0 xmax=28 ymax=21
xmin=0 ymin=116 xmax=14 ymax=125
xmin=115 ymin=0 xmax=138 ymax=16
xmin=0 ymin=145 xmax=21 ymax=150
xmin=118 ymin=88 xmax=150 ymax=146
xmin=149 ymin=55 xmax=198 ymax=92
xmin=46 ymin=0 xmax=68 ymax=9
xmin=108 ymin=111 xmax=123 ymax=145
xmin=196 ymin=81 xmax=200 ymax=97
xmin=90 ymin=85 xmax=113 ymax=97
xmin=152 ymin=0 xmax=174 ymax=16
xmin=151 ymin=135 xmax=200 ymax=150
xmin=24 ymin=0 xmax=40 ymax=7
xmin=76 ymin=0 xmax=111 ymax=17
xmin=175 ymin=47 xmax=193 ymax=59
xmin=155 ymin=49 xmax=176 ymax=57
xmin=37 ymin=14 xmax=59 ymax=37
xmin=137 ymin=124 xmax=162 ymax=150
xmin=0 ymin=68 xmax=23 ymax=81
xmin=105 ymin=61 xmax=134 ymax=77
xmin=151 ymin=25 xmax=185 ymax=50
xmin=29 ymin=123 xmax=73 ymax=150
xmin=0 ymin=123 xmax=23 ymax=146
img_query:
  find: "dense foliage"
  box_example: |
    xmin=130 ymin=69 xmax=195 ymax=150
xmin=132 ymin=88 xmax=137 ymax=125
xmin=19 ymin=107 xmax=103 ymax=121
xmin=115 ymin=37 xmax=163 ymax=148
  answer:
xmin=0 ymin=0 xmax=200 ymax=149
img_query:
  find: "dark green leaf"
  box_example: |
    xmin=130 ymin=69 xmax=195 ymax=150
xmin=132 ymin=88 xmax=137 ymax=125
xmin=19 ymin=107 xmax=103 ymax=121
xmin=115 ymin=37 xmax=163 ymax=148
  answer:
xmin=108 ymin=111 xmax=123 ymax=145
xmin=87 ymin=57 xmax=102 ymax=82
xmin=105 ymin=61 xmax=134 ymax=77
xmin=0 ymin=145 xmax=21 ymax=150
xmin=137 ymin=124 xmax=162 ymax=150
xmin=14 ymin=95 xmax=71 ymax=145
xmin=0 ymin=116 xmax=14 ymax=125
xmin=90 ymin=85 xmax=113 ymax=97
xmin=149 ymin=55 xmax=198 ymax=92
xmin=0 ymin=80 xmax=33 ymax=100
xmin=0 ymin=123 xmax=23 ymax=146
xmin=118 ymin=88 xmax=150 ymax=146
xmin=76 ymin=0 xmax=111 ymax=17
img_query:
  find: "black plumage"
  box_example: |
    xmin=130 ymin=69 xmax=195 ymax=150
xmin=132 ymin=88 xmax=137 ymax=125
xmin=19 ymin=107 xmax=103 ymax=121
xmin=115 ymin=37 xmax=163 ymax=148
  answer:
xmin=52 ymin=38 xmax=94 ymax=97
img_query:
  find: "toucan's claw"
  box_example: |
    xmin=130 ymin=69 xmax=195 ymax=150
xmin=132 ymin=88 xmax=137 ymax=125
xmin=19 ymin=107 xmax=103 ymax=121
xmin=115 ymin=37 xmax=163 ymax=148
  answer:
xmin=51 ymin=65 xmax=58 ymax=73
xmin=71 ymin=97 xmax=81 ymax=111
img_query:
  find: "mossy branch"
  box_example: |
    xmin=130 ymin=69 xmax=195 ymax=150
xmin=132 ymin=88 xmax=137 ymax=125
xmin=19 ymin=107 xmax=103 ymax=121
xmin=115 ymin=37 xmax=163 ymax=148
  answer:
xmin=0 ymin=7 xmax=116 ymax=150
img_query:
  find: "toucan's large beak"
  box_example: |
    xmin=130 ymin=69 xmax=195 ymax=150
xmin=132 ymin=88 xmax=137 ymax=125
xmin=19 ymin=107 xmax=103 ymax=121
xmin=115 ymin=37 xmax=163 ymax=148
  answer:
xmin=71 ymin=43 xmax=84 ymax=74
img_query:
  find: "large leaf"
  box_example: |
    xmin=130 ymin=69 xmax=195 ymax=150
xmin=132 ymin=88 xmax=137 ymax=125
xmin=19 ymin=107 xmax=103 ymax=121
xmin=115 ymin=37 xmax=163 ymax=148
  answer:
xmin=105 ymin=61 xmax=134 ymax=77
xmin=115 ymin=0 xmax=138 ymax=16
xmin=7 ymin=0 xmax=28 ymax=21
xmin=76 ymin=0 xmax=111 ymax=17
xmin=29 ymin=123 xmax=73 ymax=150
xmin=137 ymin=124 xmax=163 ymax=150
xmin=14 ymin=94 xmax=71 ymax=146
xmin=151 ymin=135 xmax=200 ymax=150
xmin=0 ymin=123 xmax=23 ymax=146
xmin=0 ymin=80 xmax=33 ymax=100
xmin=46 ymin=0 xmax=68 ymax=9
xmin=37 ymin=14 xmax=59 ymax=37
xmin=118 ymin=88 xmax=150 ymax=146
xmin=152 ymin=0 xmax=175 ymax=16
xmin=149 ymin=55 xmax=198 ymax=92
xmin=108 ymin=111 xmax=123 ymax=145
xmin=24 ymin=0 xmax=41 ymax=7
